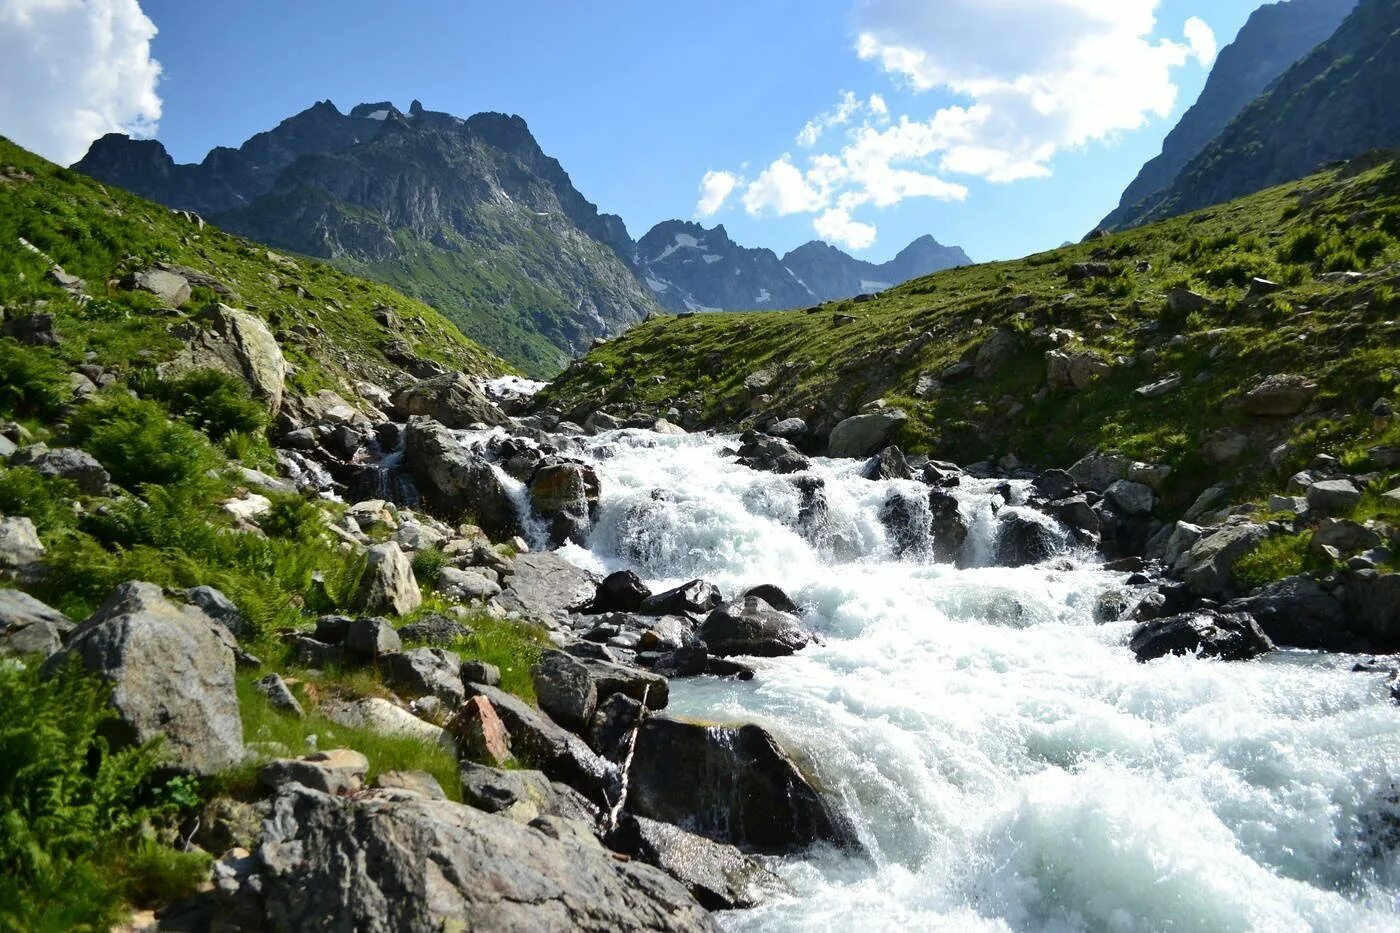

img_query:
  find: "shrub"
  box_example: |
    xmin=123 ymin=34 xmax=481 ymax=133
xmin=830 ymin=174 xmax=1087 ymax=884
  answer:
xmin=0 ymin=339 xmax=69 ymax=420
xmin=259 ymin=494 xmax=328 ymax=544
xmin=68 ymin=392 xmax=221 ymax=489
xmin=145 ymin=368 xmax=267 ymax=441
xmin=411 ymin=546 xmax=448 ymax=588
xmin=0 ymin=467 xmax=77 ymax=534
xmin=0 ymin=660 xmax=189 ymax=928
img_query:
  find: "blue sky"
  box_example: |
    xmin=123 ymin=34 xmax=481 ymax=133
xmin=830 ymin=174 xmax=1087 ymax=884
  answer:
xmin=3 ymin=0 xmax=1267 ymax=262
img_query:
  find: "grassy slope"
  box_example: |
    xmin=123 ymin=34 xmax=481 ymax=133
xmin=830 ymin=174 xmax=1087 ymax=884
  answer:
xmin=542 ymin=155 xmax=1400 ymax=513
xmin=0 ymin=136 xmax=510 ymax=398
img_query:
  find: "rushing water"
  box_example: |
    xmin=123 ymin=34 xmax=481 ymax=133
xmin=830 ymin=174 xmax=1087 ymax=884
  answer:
xmin=514 ymin=428 xmax=1400 ymax=930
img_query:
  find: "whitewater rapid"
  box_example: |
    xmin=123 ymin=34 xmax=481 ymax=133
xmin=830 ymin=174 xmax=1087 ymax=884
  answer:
xmin=533 ymin=428 xmax=1400 ymax=930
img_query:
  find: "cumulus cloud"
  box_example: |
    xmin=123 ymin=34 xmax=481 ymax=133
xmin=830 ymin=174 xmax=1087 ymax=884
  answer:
xmin=0 ymin=0 xmax=163 ymax=165
xmin=695 ymin=169 xmax=740 ymax=218
xmin=695 ymin=0 xmax=1214 ymax=249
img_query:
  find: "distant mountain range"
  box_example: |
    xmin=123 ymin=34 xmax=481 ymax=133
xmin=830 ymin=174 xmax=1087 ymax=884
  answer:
xmin=1103 ymin=0 xmax=1400 ymax=232
xmin=74 ymin=102 xmax=969 ymax=375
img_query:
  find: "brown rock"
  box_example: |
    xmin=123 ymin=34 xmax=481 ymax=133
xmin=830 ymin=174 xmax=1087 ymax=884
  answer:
xmin=454 ymin=695 xmax=514 ymax=766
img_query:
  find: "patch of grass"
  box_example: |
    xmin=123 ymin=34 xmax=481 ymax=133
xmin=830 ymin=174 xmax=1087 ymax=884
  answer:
xmin=445 ymin=614 xmax=549 ymax=704
xmin=0 ymin=338 xmax=70 ymax=421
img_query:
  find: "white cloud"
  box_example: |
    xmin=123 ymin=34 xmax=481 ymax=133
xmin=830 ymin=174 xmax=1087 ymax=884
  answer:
xmin=695 ymin=169 xmax=740 ymax=218
xmin=742 ymin=157 xmax=826 ymax=216
xmin=814 ymin=207 xmax=877 ymax=250
xmin=697 ymin=0 xmax=1214 ymax=248
xmin=1183 ymin=16 xmax=1217 ymax=67
xmin=0 ymin=0 xmax=162 ymax=165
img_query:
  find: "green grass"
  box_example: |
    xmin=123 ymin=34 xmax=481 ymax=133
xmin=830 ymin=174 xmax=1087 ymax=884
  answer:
xmin=542 ymin=154 xmax=1400 ymax=514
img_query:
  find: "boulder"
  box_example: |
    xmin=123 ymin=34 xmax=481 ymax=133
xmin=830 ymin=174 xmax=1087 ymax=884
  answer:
xmin=453 ymin=695 xmax=513 ymax=766
xmin=529 ymin=459 xmax=601 ymax=545
xmin=1032 ymin=469 xmax=1078 ymax=501
xmin=1181 ymin=522 xmax=1268 ymax=597
xmin=928 ymin=489 xmax=969 ymax=563
xmin=382 ymin=647 xmax=466 ymax=707
xmin=1046 ymin=349 xmax=1109 ymax=391
xmin=861 ymin=446 xmax=913 ymax=481
xmin=611 ymin=814 xmax=790 ymax=911
xmin=401 ymin=417 xmax=522 ymax=539
xmin=457 ymin=762 xmax=597 ymax=826
xmin=397 ymin=613 xmax=471 ymax=646
xmin=879 ymin=489 xmax=928 ymax=558
xmin=29 ymin=447 xmax=109 ymax=494
xmin=766 ymin=417 xmax=807 ymax=439
xmin=1342 ymin=572 xmax=1400 ymax=646
xmin=973 ymin=328 xmax=1019 ymax=380
xmin=344 ymin=616 xmax=402 ymax=660
xmin=1046 ymin=495 xmax=1101 ymax=544
xmin=1310 ymin=519 xmax=1382 ymax=557
xmin=1167 ymin=287 xmax=1208 ymax=314
xmin=0 ymin=516 xmax=44 ymax=568
xmin=1241 ymin=374 xmax=1318 ymax=417
xmin=640 ymin=579 xmax=722 ymax=617
xmin=590 ymin=570 xmax=652 ymax=613
xmin=259 ymin=749 xmax=368 ymax=795
xmin=435 ymin=566 xmax=501 ymax=602
xmin=995 ymin=513 xmax=1062 ymax=567
xmin=1307 ymin=479 xmax=1363 ymax=514
xmin=734 ymin=432 xmax=809 ymax=474
xmin=321 ymin=697 xmax=455 ymax=755
xmin=1202 ymin=429 xmax=1249 ymax=464
xmin=389 ymin=373 xmax=506 ymax=428
xmin=700 ymin=597 xmax=815 ymax=657
xmin=122 ymin=268 xmax=191 ymax=308
xmin=532 ymin=650 xmax=599 ymax=733
xmin=1128 ymin=611 xmax=1274 ymax=662
xmin=373 ymin=770 xmax=447 ymax=799
xmin=1067 ymin=451 xmax=1131 ymax=493
xmin=208 ymin=786 xmax=716 ymax=932
xmin=352 ymin=542 xmax=421 ymax=617
xmin=0 ymin=589 xmax=72 ymax=657
xmin=184 ymin=585 xmax=246 ymax=638
xmin=45 ymin=581 xmax=243 ymax=774
xmin=499 ymin=552 xmax=598 ymax=618
xmin=742 ymin=583 xmax=800 ymax=614
xmin=580 ymin=658 xmax=669 ymax=710
xmin=170 ymin=304 xmax=287 ymax=415
xmin=827 ymin=409 xmax=908 ymax=459
xmin=1105 ymin=479 xmax=1155 ymax=517
xmin=1222 ymin=576 xmax=1349 ymax=650
xmin=1 ymin=312 xmax=59 ymax=346
xmin=629 ymin=718 xmax=857 ymax=854
xmin=253 ymin=673 xmax=304 ymax=717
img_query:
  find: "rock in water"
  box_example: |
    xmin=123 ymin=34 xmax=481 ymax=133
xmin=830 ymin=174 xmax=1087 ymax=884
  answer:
xmin=402 ymin=417 xmax=522 ymax=540
xmin=610 ymin=814 xmax=791 ymax=910
xmin=209 ymin=786 xmax=718 ymax=932
xmin=1129 ymin=611 xmax=1275 ymax=662
xmin=45 ymin=581 xmax=244 ymax=774
xmin=529 ymin=459 xmax=601 ymax=545
xmin=827 ymin=409 xmax=908 ymax=459
xmin=699 ymin=597 xmax=815 ymax=657
xmin=389 ymin=372 xmax=506 ymax=427
xmin=628 ymin=717 xmax=858 ymax=854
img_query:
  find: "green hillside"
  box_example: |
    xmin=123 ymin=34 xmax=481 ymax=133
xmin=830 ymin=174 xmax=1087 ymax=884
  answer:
xmin=541 ymin=154 xmax=1400 ymax=513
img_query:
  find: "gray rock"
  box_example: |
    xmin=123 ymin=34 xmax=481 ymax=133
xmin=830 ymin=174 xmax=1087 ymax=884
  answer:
xmin=532 ymin=650 xmax=599 ymax=732
xmin=0 ymin=516 xmax=44 ymax=568
xmin=184 ymin=585 xmax=245 ymax=638
xmin=1307 ymin=479 xmax=1363 ymax=514
xmin=640 ymin=579 xmax=722 ymax=616
xmin=373 ymin=770 xmax=447 ymax=799
xmin=1046 ymin=349 xmax=1110 ymax=391
xmin=1182 ymin=483 xmax=1232 ymax=522
xmin=861 ymin=446 xmax=913 ymax=481
xmin=1134 ymin=374 xmax=1182 ymax=399
xmin=734 ymin=432 xmax=810 ymax=474
xmin=1310 ymin=518 xmax=1382 ymax=556
xmin=352 ymin=542 xmax=421 ymax=617
xmin=461 ymin=659 xmax=502 ymax=686
xmin=973 ymin=328 xmax=1019 ymax=380
xmin=699 ymin=597 xmax=815 ymax=657
xmin=1182 ymin=522 xmax=1268 ymax=597
xmin=122 ymin=268 xmax=191 ymax=308
xmin=254 ymin=673 xmax=304 ymax=717
xmin=344 ymin=616 xmax=402 ymax=660
xmin=0 ymin=589 xmax=72 ymax=657
xmin=1032 ymin=469 xmax=1078 ymax=500
xmin=629 ymin=717 xmax=857 ymax=854
xmin=590 ymin=570 xmax=652 ymax=614
xmin=208 ymin=786 xmax=716 ymax=932
xmin=45 ymin=581 xmax=243 ymax=774
xmin=615 ymin=815 xmax=791 ymax=911
xmin=742 ymin=583 xmax=800 ymax=614
xmin=260 ymin=749 xmax=368 ymax=795
xmin=1241 ymin=374 xmax=1318 ymax=417
xmin=402 ymin=417 xmax=522 ymax=539
xmin=1129 ymin=610 xmax=1274 ymax=662
xmin=383 ymin=647 xmax=466 ymax=707
xmin=996 ymin=513 xmax=1062 ymax=567
xmin=529 ymin=459 xmax=601 ymax=545
xmin=581 ymin=657 xmax=669 ymax=710
xmin=827 ymin=409 xmax=909 ymax=459
xmin=458 ymin=762 xmax=597 ymax=826
xmin=389 ymin=373 xmax=506 ymax=428
xmin=30 ymin=447 xmax=109 ymax=494
xmin=1105 ymin=479 xmax=1155 ymax=516
xmin=500 ymin=552 xmax=599 ymax=618
xmin=1223 ymin=576 xmax=1349 ymax=650
xmin=1068 ymin=451 xmax=1131 ymax=492
xmin=169 ymin=304 xmax=286 ymax=415
xmin=436 ymin=566 xmax=502 ymax=601
xmin=1342 ymin=572 xmax=1400 ymax=644
xmin=397 ymin=613 xmax=471 ymax=646
xmin=1167 ymin=287 xmax=1208 ymax=314
xmin=767 ymin=417 xmax=807 ymax=439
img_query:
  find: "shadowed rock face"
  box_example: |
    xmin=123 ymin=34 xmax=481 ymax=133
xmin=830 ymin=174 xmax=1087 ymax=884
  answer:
xmin=207 ymin=785 xmax=719 ymax=932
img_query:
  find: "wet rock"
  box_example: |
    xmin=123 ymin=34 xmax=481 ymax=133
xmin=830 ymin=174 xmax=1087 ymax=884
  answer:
xmin=389 ymin=372 xmax=506 ymax=428
xmin=352 ymin=542 xmax=422 ymax=617
xmin=995 ymin=513 xmax=1061 ymax=567
xmin=402 ymin=417 xmax=522 ymax=539
xmin=1105 ymin=479 xmax=1155 ymax=516
xmin=1223 ymin=576 xmax=1349 ymax=650
xmin=1032 ymin=469 xmax=1078 ymax=501
xmin=590 ymin=570 xmax=652 ymax=613
xmin=699 ymin=597 xmax=815 ymax=657
xmin=879 ymin=489 xmax=929 ymax=558
xmin=260 ymin=749 xmax=369 ymax=795
xmin=532 ymin=650 xmax=599 ymax=732
xmin=1129 ymin=610 xmax=1274 ymax=662
xmin=207 ymin=785 xmax=715 ymax=932
xmin=45 ymin=581 xmax=243 ymax=774
xmin=254 ymin=673 xmax=304 ymax=717
xmin=827 ymin=409 xmax=908 ymax=459
xmin=734 ymin=432 xmax=809 ymax=474
xmin=1094 ymin=590 xmax=1134 ymax=623
xmin=928 ymin=489 xmax=969 ymax=563
xmin=1046 ymin=495 xmax=1101 ymax=544
xmin=1342 ymin=572 xmax=1400 ymax=646
xmin=640 ymin=579 xmax=722 ymax=617
xmin=452 ymin=694 xmax=514 ymax=766
xmin=582 ymin=657 xmax=669 ymax=710
xmin=767 ymin=417 xmax=807 ymax=439
xmin=529 ymin=459 xmax=601 ymax=545
xmin=587 ymin=692 xmax=644 ymax=759
xmin=609 ymin=814 xmax=791 ymax=911
xmin=0 ymin=589 xmax=72 ymax=657
xmin=629 ymin=718 xmax=857 ymax=854
xmin=861 ymin=445 xmax=913 ymax=481
xmin=382 ymin=647 xmax=466 ymax=707
xmin=742 ymin=583 xmax=800 ymax=614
